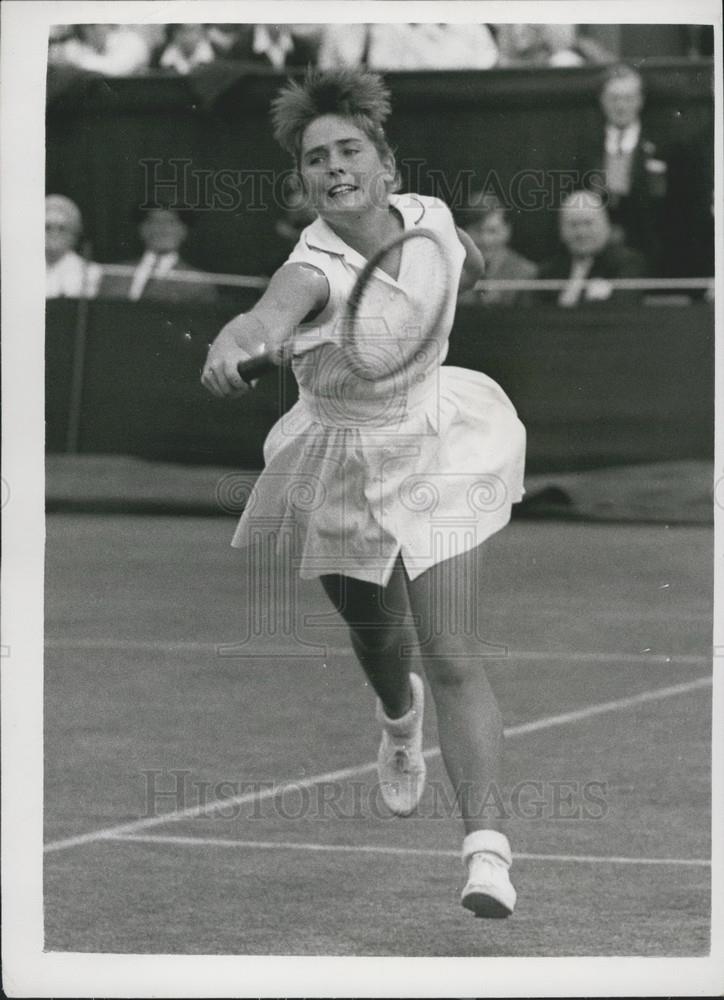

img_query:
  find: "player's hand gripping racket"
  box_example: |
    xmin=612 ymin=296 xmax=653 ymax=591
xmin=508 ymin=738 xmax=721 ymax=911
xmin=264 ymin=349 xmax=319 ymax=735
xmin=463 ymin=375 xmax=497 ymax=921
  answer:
xmin=236 ymin=227 xmax=451 ymax=385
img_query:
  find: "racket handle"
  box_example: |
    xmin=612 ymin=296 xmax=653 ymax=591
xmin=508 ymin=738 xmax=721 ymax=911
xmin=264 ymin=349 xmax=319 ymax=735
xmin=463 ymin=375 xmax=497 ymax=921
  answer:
xmin=237 ymin=352 xmax=280 ymax=384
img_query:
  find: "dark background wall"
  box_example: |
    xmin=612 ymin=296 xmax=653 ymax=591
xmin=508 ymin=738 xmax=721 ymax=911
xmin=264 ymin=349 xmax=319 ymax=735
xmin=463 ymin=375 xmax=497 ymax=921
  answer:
xmin=47 ymin=299 xmax=714 ymax=473
xmin=47 ymin=59 xmax=714 ymax=279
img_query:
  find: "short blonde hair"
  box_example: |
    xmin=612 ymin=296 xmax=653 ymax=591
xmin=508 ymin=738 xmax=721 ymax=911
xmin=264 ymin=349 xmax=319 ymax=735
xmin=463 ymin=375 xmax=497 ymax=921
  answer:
xmin=271 ymin=67 xmax=396 ymax=173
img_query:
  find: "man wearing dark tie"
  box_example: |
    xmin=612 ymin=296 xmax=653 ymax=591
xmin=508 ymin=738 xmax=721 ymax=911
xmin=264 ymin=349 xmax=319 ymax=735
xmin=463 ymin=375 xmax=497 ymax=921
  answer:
xmin=576 ymin=64 xmax=668 ymax=271
xmin=536 ymin=191 xmax=647 ymax=307
xmin=98 ymin=207 xmax=218 ymax=304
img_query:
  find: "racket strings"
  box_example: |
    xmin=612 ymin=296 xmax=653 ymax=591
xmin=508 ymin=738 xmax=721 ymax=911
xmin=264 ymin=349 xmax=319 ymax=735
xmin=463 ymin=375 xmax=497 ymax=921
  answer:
xmin=343 ymin=228 xmax=451 ymax=385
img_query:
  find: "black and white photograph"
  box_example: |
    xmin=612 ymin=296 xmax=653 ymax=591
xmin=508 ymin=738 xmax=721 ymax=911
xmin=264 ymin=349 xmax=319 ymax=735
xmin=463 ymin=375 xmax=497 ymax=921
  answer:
xmin=1 ymin=0 xmax=722 ymax=995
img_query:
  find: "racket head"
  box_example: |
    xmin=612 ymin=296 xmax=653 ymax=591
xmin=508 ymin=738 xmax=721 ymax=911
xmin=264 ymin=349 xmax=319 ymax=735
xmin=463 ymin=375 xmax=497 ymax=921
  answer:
xmin=343 ymin=227 xmax=453 ymax=384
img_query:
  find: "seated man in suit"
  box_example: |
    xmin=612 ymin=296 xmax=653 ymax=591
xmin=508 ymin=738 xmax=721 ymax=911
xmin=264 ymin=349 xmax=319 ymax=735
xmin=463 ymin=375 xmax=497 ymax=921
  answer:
xmin=457 ymin=194 xmax=537 ymax=306
xmin=537 ymin=190 xmax=647 ymax=307
xmin=46 ymin=194 xmax=102 ymax=299
xmin=99 ymin=207 xmax=218 ymax=305
xmin=576 ymin=64 xmax=668 ymax=271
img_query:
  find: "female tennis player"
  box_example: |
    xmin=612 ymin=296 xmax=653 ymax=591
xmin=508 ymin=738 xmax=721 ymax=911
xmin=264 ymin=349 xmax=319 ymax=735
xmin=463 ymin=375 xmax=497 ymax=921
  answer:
xmin=202 ymin=68 xmax=526 ymax=918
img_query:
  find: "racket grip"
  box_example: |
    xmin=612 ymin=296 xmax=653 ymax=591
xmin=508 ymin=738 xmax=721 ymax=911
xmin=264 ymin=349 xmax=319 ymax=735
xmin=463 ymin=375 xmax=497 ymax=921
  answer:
xmin=237 ymin=353 xmax=280 ymax=384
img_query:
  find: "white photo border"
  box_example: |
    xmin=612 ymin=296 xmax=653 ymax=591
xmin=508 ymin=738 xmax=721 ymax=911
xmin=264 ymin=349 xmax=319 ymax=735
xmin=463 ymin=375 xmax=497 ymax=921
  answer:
xmin=1 ymin=1 xmax=722 ymax=996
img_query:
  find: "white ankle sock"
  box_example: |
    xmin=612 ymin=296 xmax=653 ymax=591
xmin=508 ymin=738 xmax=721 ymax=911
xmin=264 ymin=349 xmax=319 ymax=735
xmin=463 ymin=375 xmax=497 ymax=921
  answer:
xmin=462 ymin=829 xmax=512 ymax=867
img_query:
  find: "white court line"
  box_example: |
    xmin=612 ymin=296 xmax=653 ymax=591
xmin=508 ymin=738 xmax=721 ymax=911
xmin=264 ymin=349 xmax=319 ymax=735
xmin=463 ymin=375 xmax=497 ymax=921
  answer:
xmin=44 ymin=637 xmax=711 ymax=666
xmin=105 ymin=834 xmax=712 ymax=869
xmin=44 ymin=676 xmax=712 ymax=854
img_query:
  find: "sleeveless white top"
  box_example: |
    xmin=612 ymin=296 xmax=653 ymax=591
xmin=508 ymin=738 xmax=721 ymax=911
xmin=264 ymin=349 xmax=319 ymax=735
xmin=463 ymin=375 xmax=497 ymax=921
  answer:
xmin=231 ymin=193 xmax=526 ymax=586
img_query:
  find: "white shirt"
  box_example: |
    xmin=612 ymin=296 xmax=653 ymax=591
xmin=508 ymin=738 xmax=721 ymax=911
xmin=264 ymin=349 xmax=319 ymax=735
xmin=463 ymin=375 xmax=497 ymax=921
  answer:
xmin=46 ymin=251 xmax=101 ymax=299
xmin=605 ymin=121 xmax=641 ymax=156
xmin=252 ymin=25 xmax=294 ymax=69
xmin=283 ymin=193 xmax=466 ymax=379
xmin=558 ymin=256 xmax=594 ymax=307
xmin=159 ymin=39 xmax=215 ymax=75
xmin=56 ymin=29 xmax=150 ymax=76
xmin=129 ymin=251 xmax=179 ymax=301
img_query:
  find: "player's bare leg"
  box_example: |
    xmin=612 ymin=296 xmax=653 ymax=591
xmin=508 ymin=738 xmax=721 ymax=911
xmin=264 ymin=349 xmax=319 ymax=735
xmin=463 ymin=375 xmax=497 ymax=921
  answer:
xmin=405 ymin=543 xmax=516 ymax=916
xmin=319 ymin=564 xmax=426 ymax=814
xmin=319 ymin=567 xmax=416 ymax=719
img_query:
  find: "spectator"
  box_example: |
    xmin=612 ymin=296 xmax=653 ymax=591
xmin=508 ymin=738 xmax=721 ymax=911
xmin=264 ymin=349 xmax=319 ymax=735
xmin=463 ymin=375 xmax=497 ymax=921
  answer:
xmin=318 ymin=23 xmax=498 ymax=70
xmin=536 ymin=190 xmax=646 ymax=307
xmin=207 ymin=24 xmax=320 ymax=69
xmin=48 ymin=25 xmax=75 ymax=56
xmin=154 ymin=24 xmax=216 ymax=75
xmin=457 ymin=195 xmax=537 ymax=306
xmin=98 ymin=207 xmax=218 ymax=304
xmin=205 ymin=24 xmax=243 ymax=58
xmin=46 ymin=195 xmax=101 ymax=299
xmin=133 ymin=25 xmax=167 ymax=54
xmin=576 ymin=63 xmax=668 ymax=269
xmin=495 ymin=24 xmax=613 ymax=67
xmin=48 ymin=25 xmax=150 ymax=76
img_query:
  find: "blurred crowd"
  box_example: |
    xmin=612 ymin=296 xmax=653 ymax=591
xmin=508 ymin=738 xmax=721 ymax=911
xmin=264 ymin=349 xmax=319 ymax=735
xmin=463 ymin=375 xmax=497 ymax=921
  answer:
xmin=47 ymin=45 xmax=714 ymax=309
xmin=47 ymin=22 xmax=714 ymax=75
xmin=48 ymin=23 xmax=625 ymax=76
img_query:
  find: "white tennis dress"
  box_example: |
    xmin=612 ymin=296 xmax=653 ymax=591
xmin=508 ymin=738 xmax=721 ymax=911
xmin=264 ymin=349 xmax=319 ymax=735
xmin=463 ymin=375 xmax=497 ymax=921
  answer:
xmin=231 ymin=193 xmax=526 ymax=587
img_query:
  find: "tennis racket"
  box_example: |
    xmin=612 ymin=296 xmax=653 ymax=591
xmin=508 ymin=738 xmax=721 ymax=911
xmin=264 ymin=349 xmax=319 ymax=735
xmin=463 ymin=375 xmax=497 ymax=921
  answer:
xmin=236 ymin=227 xmax=452 ymax=385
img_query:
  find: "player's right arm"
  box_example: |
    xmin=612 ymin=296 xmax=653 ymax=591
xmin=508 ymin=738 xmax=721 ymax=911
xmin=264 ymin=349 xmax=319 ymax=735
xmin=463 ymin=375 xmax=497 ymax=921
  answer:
xmin=201 ymin=262 xmax=329 ymax=398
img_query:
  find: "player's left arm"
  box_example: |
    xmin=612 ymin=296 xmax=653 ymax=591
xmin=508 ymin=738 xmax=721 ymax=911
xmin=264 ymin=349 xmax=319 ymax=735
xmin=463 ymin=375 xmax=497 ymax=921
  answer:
xmin=456 ymin=226 xmax=485 ymax=291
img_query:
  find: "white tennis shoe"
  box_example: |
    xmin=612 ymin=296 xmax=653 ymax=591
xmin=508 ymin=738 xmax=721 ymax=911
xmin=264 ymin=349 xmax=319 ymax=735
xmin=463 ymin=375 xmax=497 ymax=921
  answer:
xmin=461 ymin=830 xmax=517 ymax=918
xmin=375 ymin=672 xmax=426 ymax=816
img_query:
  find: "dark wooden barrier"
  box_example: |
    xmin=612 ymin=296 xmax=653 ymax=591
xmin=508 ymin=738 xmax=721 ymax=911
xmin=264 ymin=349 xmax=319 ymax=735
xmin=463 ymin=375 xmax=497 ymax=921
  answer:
xmin=46 ymin=299 xmax=714 ymax=473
